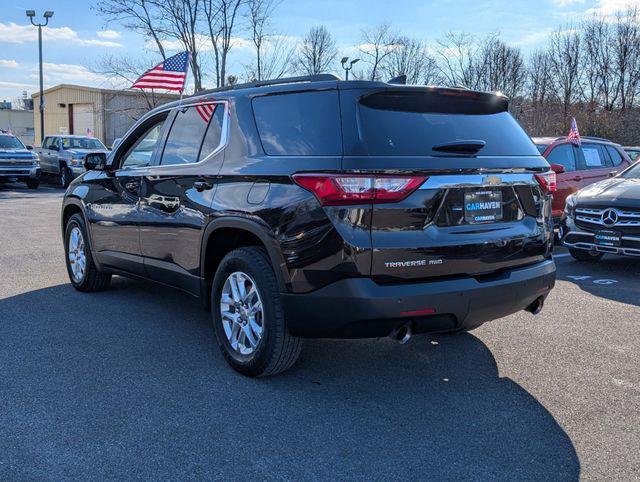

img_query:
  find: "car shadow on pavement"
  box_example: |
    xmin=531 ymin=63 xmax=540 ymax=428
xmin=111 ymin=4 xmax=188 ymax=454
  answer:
xmin=556 ymin=255 xmax=640 ymax=307
xmin=0 ymin=278 xmax=580 ymax=480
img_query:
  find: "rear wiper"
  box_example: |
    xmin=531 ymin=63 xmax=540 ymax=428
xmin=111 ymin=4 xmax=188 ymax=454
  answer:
xmin=432 ymin=140 xmax=486 ymax=154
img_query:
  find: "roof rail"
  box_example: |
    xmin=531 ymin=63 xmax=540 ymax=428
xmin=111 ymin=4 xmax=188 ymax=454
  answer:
xmin=581 ymin=136 xmax=612 ymax=143
xmin=194 ymin=74 xmax=341 ymax=97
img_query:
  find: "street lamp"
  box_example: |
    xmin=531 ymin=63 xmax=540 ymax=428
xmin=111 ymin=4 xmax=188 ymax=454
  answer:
xmin=26 ymin=9 xmax=54 ymax=144
xmin=341 ymin=57 xmax=360 ymax=81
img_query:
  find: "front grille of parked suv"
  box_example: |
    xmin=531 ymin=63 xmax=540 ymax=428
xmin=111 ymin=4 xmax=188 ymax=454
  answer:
xmin=575 ymin=206 xmax=640 ymax=234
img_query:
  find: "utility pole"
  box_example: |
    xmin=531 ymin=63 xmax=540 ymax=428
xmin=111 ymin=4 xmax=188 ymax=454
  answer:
xmin=26 ymin=10 xmax=54 ymax=145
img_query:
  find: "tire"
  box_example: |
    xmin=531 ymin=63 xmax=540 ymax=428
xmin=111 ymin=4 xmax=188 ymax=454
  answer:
xmin=25 ymin=178 xmax=39 ymax=189
xmin=60 ymin=166 xmax=72 ymax=188
xmin=211 ymin=247 xmax=302 ymax=377
xmin=64 ymin=213 xmax=111 ymax=292
xmin=569 ymin=248 xmax=604 ymax=262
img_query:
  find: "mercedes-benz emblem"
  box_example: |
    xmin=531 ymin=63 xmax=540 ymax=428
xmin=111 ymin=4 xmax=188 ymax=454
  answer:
xmin=601 ymin=209 xmax=619 ymax=226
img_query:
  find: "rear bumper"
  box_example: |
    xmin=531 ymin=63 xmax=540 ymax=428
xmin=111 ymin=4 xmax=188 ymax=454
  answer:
xmin=0 ymin=166 xmax=40 ymax=179
xmin=282 ymin=259 xmax=556 ymax=338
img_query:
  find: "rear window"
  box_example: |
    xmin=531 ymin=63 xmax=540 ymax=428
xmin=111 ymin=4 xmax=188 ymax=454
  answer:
xmin=252 ymin=91 xmax=342 ymax=156
xmin=348 ymin=90 xmax=539 ymax=157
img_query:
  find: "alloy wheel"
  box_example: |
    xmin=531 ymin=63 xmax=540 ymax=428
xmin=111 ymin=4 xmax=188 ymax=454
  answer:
xmin=68 ymin=226 xmax=86 ymax=282
xmin=220 ymin=271 xmax=264 ymax=356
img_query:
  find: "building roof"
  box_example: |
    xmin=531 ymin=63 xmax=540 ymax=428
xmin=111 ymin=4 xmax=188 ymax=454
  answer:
xmin=32 ymin=84 xmax=179 ymax=99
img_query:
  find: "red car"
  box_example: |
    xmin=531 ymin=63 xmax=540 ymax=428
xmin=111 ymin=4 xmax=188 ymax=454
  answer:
xmin=532 ymin=137 xmax=633 ymax=221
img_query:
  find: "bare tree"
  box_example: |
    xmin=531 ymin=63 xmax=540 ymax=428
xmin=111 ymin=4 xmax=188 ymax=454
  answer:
xmin=476 ymin=34 xmax=526 ymax=98
xmin=435 ymin=32 xmax=480 ymax=89
xmin=380 ymin=37 xmax=438 ymax=85
xmin=204 ymin=0 xmax=245 ymax=88
xmin=548 ymin=27 xmax=582 ymax=126
xmin=612 ymin=7 xmax=640 ymax=110
xmin=581 ymin=16 xmax=613 ymax=109
xmin=357 ymin=22 xmax=397 ymax=81
xmin=95 ymin=0 xmax=167 ymax=60
xmin=151 ymin=0 xmax=203 ymax=92
xmin=245 ymin=35 xmax=294 ymax=81
xmin=246 ymin=0 xmax=275 ymax=80
xmin=296 ymin=26 xmax=337 ymax=75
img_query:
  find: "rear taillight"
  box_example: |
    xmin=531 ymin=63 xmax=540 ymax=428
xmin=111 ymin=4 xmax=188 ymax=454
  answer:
xmin=292 ymin=174 xmax=427 ymax=206
xmin=534 ymin=171 xmax=556 ymax=194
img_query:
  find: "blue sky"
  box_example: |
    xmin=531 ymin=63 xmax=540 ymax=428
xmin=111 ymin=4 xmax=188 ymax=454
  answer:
xmin=0 ymin=0 xmax=636 ymax=102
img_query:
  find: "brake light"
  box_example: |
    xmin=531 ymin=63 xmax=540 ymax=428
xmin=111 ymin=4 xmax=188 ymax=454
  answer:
xmin=292 ymin=174 xmax=427 ymax=206
xmin=534 ymin=171 xmax=557 ymax=194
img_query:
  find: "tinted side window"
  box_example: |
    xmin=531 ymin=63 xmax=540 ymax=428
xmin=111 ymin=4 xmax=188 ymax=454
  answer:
xmin=161 ymin=106 xmax=211 ymax=166
xmin=42 ymin=137 xmax=51 ymax=149
xmin=198 ymin=104 xmax=225 ymax=162
xmin=252 ymin=91 xmax=342 ymax=156
xmin=580 ymin=144 xmax=607 ymax=169
xmin=605 ymin=146 xmax=624 ymax=166
xmin=546 ymin=144 xmax=576 ymax=172
xmin=121 ymin=121 xmax=164 ymax=169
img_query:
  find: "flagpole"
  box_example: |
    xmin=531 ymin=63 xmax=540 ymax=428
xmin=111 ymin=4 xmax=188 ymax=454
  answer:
xmin=179 ymin=51 xmax=191 ymax=107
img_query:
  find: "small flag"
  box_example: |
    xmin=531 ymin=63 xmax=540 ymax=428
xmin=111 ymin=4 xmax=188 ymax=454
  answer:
xmin=7 ymin=127 xmax=12 ymax=135
xmin=566 ymin=117 xmax=581 ymax=146
xmin=131 ymin=51 xmax=190 ymax=92
xmin=195 ymin=103 xmax=216 ymax=123
xmin=86 ymin=127 xmax=94 ymax=138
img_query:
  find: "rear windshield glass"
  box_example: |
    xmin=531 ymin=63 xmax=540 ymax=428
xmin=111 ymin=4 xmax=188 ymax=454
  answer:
xmin=350 ymin=91 xmax=539 ymax=157
xmin=252 ymin=91 xmax=342 ymax=156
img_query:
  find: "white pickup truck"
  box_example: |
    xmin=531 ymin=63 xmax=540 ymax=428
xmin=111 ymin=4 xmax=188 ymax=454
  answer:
xmin=37 ymin=135 xmax=109 ymax=187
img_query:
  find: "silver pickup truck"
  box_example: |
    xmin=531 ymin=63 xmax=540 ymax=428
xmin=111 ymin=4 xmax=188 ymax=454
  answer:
xmin=38 ymin=135 xmax=109 ymax=187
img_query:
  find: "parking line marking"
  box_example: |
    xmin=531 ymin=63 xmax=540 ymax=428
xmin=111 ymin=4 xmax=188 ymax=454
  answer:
xmin=553 ymin=253 xmax=571 ymax=258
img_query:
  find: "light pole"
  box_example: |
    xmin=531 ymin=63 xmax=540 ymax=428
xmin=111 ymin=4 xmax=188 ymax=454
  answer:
xmin=341 ymin=57 xmax=360 ymax=81
xmin=26 ymin=9 xmax=54 ymax=145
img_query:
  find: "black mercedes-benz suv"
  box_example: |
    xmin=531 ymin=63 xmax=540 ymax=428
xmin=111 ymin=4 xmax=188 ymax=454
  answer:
xmin=61 ymin=75 xmax=556 ymax=376
xmin=560 ymin=160 xmax=640 ymax=261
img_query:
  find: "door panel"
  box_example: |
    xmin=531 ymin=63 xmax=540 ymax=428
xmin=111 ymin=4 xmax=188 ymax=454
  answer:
xmin=139 ymin=102 xmax=227 ymax=294
xmin=85 ymin=112 xmax=171 ymax=276
xmin=84 ymin=170 xmax=145 ymax=275
xmin=576 ymin=143 xmax=610 ymax=188
xmin=139 ymin=173 xmax=217 ymax=293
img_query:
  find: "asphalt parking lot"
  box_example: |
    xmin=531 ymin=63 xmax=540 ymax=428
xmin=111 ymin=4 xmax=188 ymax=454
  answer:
xmin=1 ymin=181 xmax=638 ymax=480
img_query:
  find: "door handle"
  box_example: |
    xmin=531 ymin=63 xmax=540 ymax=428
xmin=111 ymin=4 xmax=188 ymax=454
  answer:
xmin=125 ymin=180 xmax=140 ymax=192
xmin=193 ymin=180 xmax=213 ymax=192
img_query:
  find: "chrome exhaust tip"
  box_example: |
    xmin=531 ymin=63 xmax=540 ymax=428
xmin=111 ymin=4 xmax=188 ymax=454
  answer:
xmin=525 ymin=296 xmax=545 ymax=315
xmin=389 ymin=323 xmax=412 ymax=344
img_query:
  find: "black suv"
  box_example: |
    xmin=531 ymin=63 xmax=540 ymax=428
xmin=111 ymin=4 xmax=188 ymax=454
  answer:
xmin=61 ymin=75 xmax=556 ymax=376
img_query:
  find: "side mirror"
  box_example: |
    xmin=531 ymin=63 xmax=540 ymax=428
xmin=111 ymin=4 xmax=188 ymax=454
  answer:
xmin=84 ymin=152 xmax=108 ymax=171
xmin=550 ymin=163 xmax=565 ymax=174
xmin=26 ymin=145 xmax=33 ymax=150
xmin=609 ymin=170 xmax=618 ymax=178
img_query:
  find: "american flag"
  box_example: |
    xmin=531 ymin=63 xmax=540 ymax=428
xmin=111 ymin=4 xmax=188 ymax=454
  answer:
xmin=131 ymin=51 xmax=189 ymax=92
xmin=86 ymin=127 xmax=93 ymax=138
xmin=195 ymin=103 xmax=216 ymax=123
xmin=566 ymin=117 xmax=581 ymax=146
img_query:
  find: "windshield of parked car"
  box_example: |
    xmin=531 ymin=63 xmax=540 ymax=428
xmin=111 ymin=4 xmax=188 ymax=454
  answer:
xmin=0 ymin=135 xmax=25 ymax=149
xmin=61 ymin=137 xmax=106 ymax=150
xmin=535 ymin=144 xmax=548 ymax=154
xmin=622 ymin=161 xmax=640 ymax=179
xmin=626 ymin=150 xmax=640 ymax=161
